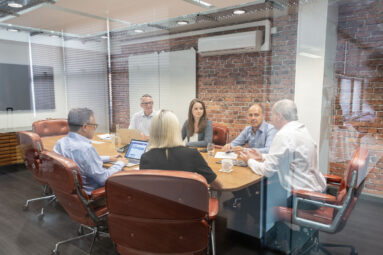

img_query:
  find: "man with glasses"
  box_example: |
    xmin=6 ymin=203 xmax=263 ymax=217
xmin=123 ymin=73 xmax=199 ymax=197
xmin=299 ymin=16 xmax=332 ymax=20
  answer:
xmin=129 ymin=94 xmax=155 ymax=140
xmin=54 ymin=108 xmax=128 ymax=195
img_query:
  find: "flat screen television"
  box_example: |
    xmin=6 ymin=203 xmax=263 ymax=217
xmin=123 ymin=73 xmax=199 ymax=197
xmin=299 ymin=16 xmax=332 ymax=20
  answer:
xmin=0 ymin=63 xmax=55 ymax=112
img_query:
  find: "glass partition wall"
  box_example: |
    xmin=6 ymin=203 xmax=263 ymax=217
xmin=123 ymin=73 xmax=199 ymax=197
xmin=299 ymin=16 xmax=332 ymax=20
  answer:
xmin=0 ymin=0 xmax=382 ymax=254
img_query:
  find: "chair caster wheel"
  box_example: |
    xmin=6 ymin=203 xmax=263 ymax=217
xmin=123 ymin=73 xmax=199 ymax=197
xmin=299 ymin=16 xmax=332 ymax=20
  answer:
xmin=23 ymin=205 xmax=28 ymax=211
xmin=78 ymin=226 xmax=84 ymax=235
xmin=38 ymin=214 xmax=44 ymax=221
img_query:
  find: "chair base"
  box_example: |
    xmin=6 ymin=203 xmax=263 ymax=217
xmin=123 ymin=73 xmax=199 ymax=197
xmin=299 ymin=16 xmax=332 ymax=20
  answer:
xmin=265 ymin=222 xmax=358 ymax=255
xmin=264 ymin=222 xmax=317 ymax=254
xmin=317 ymin=242 xmax=358 ymax=255
xmin=52 ymin=224 xmax=109 ymax=255
xmin=23 ymin=194 xmax=56 ymax=220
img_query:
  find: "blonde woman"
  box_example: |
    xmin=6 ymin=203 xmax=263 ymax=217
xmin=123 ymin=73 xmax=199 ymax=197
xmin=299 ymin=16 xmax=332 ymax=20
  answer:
xmin=140 ymin=110 xmax=222 ymax=189
xmin=181 ymin=99 xmax=213 ymax=147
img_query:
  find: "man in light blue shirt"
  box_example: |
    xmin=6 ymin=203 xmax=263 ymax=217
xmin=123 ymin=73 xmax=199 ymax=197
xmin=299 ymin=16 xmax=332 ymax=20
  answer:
xmin=54 ymin=108 xmax=128 ymax=195
xmin=223 ymin=103 xmax=276 ymax=154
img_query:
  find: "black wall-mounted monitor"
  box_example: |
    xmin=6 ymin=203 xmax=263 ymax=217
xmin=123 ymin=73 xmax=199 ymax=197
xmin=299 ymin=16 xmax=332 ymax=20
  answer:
xmin=0 ymin=63 xmax=55 ymax=112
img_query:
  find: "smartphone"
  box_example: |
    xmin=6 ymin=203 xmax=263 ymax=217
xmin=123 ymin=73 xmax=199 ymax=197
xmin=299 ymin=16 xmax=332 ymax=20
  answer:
xmin=199 ymin=148 xmax=208 ymax=153
xmin=117 ymin=144 xmax=130 ymax=153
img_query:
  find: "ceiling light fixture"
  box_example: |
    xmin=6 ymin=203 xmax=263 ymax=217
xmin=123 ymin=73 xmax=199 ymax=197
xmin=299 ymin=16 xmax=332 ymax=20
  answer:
xmin=183 ymin=0 xmax=214 ymax=9
xmin=7 ymin=28 xmax=19 ymax=32
xmin=192 ymin=0 xmax=212 ymax=7
xmin=177 ymin=20 xmax=189 ymax=25
xmin=8 ymin=1 xmax=23 ymax=8
xmin=233 ymin=9 xmax=246 ymax=15
xmin=134 ymin=29 xmax=144 ymax=33
xmin=101 ymin=35 xmax=108 ymax=39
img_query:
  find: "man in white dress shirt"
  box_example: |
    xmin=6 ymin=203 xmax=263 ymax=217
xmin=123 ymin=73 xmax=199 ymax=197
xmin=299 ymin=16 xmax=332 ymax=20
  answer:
xmin=129 ymin=94 xmax=155 ymax=140
xmin=240 ymin=99 xmax=326 ymax=195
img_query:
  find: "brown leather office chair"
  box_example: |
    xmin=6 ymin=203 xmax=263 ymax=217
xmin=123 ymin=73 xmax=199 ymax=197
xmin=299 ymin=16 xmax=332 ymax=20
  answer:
xmin=106 ymin=170 xmax=219 ymax=255
xmin=212 ymin=123 xmax=229 ymax=146
xmin=40 ymin=150 xmax=108 ymax=255
xmin=17 ymin=131 xmax=55 ymax=220
xmin=32 ymin=118 xmax=69 ymax=137
xmin=274 ymin=147 xmax=369 ymax=255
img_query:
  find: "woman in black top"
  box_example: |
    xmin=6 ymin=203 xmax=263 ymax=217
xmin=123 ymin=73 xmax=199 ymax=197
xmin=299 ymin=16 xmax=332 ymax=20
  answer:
xmin=140 ymin=110 xmax=222 ymax=189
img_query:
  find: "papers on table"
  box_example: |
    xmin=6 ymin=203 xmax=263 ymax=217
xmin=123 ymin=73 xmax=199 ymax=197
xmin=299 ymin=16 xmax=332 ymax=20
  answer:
xmin=97 ymin=133 xmax=111 ymax=140
xmin=91 ymin=140 xmax=105 ymax=144
xmin=214 ymin=151 xmax=238 ymax=159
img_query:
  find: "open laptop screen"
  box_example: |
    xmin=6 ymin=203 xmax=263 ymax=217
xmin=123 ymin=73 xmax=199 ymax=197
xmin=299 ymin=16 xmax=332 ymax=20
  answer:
xmin=124 ymin=139 xmax=148 ymax=161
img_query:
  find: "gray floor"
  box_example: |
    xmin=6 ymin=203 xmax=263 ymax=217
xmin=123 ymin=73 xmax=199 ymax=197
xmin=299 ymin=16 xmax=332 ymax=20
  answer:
xmin=1 ymin=164 xmax=383 ymax=255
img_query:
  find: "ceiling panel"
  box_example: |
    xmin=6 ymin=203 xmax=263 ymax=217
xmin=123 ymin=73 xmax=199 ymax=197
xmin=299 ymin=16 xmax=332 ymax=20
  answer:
xmin=5 ymin=6 xmax=109 ymax=35
xmin=2 ymin=0 xmax=269 ymax=36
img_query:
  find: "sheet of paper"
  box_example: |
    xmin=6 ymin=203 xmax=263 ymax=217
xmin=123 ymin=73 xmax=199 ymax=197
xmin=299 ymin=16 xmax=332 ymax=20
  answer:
xmin=97 ymin=134 xmax=111 ymax=140
xmin=91 ymin=140 xmax=105 ymax=144
xmin=214 ymin=151 xmax=238 ymax=159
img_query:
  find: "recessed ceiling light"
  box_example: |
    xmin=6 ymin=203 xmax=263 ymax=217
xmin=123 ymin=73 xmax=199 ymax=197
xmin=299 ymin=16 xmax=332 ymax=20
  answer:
xmin=233 ymin=9 xmax=246 ymax=15
xmin=7 ymin=28 xmax=19 ymax=32
xmin=134 ymin=29 xmax=144 ymax=33
xmin=8 ymin=1 xmax=23 ymax=8
xmin=177 ymin=20 xmax=189 ymax=25
xmin=101 ymin=35 xmax=108 ymax=39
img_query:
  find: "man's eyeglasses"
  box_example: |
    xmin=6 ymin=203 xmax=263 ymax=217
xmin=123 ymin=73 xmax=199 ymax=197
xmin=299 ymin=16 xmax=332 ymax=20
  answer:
xmin=141 ymin=102 xmax=153 ymax=106
xmin=86 ymin=123 xmax=99 ymax=128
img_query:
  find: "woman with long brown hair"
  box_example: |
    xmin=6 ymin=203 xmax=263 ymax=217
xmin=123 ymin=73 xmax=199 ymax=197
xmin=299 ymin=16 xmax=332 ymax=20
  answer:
xmin=181 ymin=99 xmax=213 ymax=147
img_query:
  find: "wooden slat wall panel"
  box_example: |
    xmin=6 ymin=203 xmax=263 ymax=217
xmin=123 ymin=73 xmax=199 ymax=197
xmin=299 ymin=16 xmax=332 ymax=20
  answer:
xmin=0 ymin=132 xmax=23 ymax=166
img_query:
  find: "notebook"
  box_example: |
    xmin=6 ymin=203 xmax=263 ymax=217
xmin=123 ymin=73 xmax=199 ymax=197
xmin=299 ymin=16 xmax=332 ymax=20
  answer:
xmin=124 ymin=139 xmax=149 ymax=167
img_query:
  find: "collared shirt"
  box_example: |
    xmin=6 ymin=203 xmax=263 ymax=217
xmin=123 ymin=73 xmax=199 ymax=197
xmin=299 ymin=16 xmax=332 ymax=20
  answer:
xmin=54 ymin=132 xmax=124 ymax=195
xmin=128 ymin=110 xmax=155 ymax=136
xmin=247 ymin=121 xmax=326 ymax=193
xmin=231 ymin=121 xmax=277 ymax=153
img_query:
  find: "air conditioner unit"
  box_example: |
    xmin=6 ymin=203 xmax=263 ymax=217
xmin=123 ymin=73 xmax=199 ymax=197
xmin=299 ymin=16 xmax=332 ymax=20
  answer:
xmin=198 ymin=30 xmax=264 ymax=56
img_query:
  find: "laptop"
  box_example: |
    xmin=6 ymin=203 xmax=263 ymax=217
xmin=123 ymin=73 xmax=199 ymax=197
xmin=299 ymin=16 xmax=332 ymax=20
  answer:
xmin=117 ymin=128 xmax=142 ymax=144
xmin=124 ymin=139 xmax=149 ymax=167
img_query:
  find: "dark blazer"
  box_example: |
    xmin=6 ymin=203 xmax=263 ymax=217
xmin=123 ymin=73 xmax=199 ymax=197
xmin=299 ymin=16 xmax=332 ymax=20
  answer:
xmin=140 ymin=146 xmax=217 ymax=184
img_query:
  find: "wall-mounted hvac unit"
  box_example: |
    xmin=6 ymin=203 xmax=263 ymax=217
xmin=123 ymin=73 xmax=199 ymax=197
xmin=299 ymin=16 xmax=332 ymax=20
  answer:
xmin=198 ymin=30 xmax=265 ymax=56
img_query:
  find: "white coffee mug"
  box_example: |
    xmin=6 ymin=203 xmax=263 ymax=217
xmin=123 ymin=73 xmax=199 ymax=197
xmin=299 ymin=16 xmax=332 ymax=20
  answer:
xmin=222 ymin=159 xmax=233 ymax=172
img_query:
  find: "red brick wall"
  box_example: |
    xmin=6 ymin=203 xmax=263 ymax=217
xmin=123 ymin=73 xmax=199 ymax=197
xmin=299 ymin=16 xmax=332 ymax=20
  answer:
xmin=330 ymin=0 xmax=383 ymax=196
xmin=110 ymin=11 xmax=298 ymax=140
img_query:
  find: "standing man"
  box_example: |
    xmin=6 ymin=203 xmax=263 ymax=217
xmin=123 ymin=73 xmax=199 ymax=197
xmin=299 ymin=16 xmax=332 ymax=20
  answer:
xmin=129 ymin=94 xmax=155 ymax=140
xmin=223 ymin=103 xmax=276 ymax=153
xmin=54 ymin=108 xmax=128 ymax=195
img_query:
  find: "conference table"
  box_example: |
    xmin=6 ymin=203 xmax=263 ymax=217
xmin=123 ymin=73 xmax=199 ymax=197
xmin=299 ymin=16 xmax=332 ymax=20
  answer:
xmin=41 ymin=134 xmax=266 ymax=238
xmin=41 ymin=134 xmax=262 ymax=191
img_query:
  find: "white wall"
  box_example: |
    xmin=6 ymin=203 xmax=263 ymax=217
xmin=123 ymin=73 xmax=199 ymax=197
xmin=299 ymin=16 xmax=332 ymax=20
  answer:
xmin=294 ymin=0 xmax=338 ymax=173
xmin=128 ymin=49 xmax=196 ymax=126
xmin=0 ymin=30 xmax=109 ymax=132
xmin=0 ymin=34 xmax=67 ymax=131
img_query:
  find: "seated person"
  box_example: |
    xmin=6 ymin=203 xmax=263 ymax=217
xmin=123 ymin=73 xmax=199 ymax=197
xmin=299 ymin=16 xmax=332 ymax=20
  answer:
xmin=223 ymin=103 xmax=276 ymax=153
xmin=240 ymin=99 xmax=326 ymax=205
xmin=54 ymin=108 xmax=128 ymax=195
xmin=129 ymin=94 xmax=155 ymax=141
xmin=240 ymin=99 xmax=326 ymax=251
xmin=140 ymin=109 xmax=222 ymax=189
xmin=182 ymin=99 xmax=213 ymax=147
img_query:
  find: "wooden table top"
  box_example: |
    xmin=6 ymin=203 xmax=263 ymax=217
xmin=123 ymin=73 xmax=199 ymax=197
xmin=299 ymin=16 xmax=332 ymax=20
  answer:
xmin=41 ymin=134 xmax=262 ymax=191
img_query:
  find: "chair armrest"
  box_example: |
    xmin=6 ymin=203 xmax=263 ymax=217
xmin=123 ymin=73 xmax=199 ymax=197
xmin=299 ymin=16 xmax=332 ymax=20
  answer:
xmin=208 ymin=197 xmax=219 ymax=220
xmin=292 ymin=189 xmax=337 ymax=204
xmin=325 ymin=174 xmax=342 ymax=184
xmin=90 ymin=187 xmax=106 ymax=200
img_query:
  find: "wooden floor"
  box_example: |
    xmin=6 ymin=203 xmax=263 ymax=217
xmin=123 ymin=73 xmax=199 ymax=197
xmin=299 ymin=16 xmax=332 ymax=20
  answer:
xmin=1 ymin=164 xmax=383 ymax=255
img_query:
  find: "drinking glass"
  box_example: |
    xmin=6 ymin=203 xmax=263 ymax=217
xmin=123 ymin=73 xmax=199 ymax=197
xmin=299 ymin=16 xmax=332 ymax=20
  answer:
xmin=207 ymin=143 xmax=214 ymax=157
